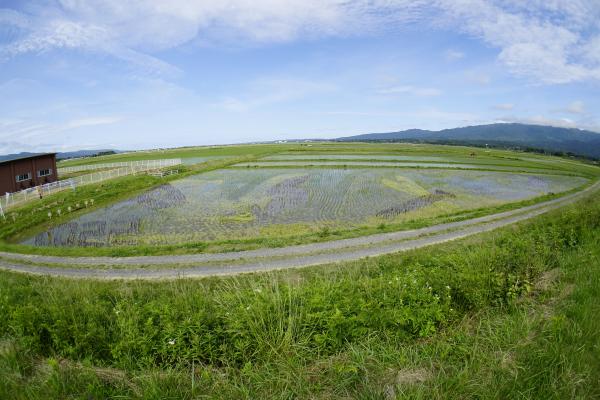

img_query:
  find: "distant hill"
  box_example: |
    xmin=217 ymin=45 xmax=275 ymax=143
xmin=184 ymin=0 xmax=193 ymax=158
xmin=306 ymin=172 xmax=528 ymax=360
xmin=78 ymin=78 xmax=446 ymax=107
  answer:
xmin=337 ymin=123 xmax=600 ymax=159
xmin=0 ymin=152 xmax=46 ymax=162
xmin=56 ymin=149 xmax=121 ymax=160
xmin=0 ymin=149 xmax=121 ymax=162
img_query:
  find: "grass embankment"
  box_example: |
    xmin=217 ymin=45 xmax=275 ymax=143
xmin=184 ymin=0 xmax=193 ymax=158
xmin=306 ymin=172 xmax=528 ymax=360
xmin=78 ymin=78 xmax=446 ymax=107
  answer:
xmin=248 ymin=156 xmax=591 ymax=174
xmin=233 ymin=163 xmax=592 ymax=178
xmin=0 ymin=192 xmax=599 ymax=398
xmin=57 ymin=144 xmax=293 ymax=167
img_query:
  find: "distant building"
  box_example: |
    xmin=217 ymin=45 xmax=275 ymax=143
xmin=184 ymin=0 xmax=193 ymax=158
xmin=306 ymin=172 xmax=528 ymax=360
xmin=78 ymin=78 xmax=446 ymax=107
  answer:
xmin=0 ymin=153 xmax=58 ymax=194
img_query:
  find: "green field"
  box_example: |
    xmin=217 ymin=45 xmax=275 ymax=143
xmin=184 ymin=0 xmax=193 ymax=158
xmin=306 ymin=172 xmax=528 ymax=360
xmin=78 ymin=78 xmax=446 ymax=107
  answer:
xmin=56 ymin=142 xmax=599 ymax=173
xmin=56 ymin=144 xmax=292 ymax=167
xmin=2 ymin=143 xmax=600 ymax=398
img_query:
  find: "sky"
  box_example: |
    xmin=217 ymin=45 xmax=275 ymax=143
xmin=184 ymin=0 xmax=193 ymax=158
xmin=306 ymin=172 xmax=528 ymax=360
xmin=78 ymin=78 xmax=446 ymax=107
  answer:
xmin=0 ymin=1 xmax=599 ymax=154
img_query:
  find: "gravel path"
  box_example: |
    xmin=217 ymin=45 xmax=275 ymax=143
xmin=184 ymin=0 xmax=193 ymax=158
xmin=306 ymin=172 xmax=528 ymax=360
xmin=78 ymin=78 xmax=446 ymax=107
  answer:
xmin=0 ymin=181 xmax=597 ymax=280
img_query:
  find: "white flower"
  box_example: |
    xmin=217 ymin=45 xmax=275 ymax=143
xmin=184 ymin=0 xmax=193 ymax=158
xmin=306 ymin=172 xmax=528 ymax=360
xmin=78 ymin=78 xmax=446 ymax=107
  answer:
xmin=168 ymin=339 xmax=176 ymax=345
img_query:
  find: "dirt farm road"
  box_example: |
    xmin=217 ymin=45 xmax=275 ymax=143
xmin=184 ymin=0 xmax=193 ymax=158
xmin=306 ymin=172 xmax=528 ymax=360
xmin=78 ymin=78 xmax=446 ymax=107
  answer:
xmin=1 ymin=180 xmax=598 ymax=280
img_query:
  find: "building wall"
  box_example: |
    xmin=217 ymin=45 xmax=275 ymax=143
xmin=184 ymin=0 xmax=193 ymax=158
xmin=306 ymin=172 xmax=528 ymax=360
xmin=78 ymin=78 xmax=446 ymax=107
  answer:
xmin=0 ymin=164 xmax=14 ymax=194
xmin=0 ymin=154 xmax=58 ymax=194
xmin=31 ymin=155 xmax=57 ymax=186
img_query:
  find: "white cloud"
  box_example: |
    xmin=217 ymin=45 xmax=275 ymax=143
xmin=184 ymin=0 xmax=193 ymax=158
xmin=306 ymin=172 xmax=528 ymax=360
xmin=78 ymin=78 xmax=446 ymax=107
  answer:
xmin=315 ymin=108 xmax=485 ymax=133
xmin=0 ymin=115 xmax=122 ymax=148
xmin=54 ymin=0 xmax=361 ymax=47
xmin=410 ymin=108 xmax=481 ymax=123
xmin=0 ymin=10 xmax=178 ymax=75
xmin=0 ymin=1 xmax=421 ymax=58
xmin=322 ymin=108 xmax=480 ymax=123
xmin=496 ymin=115 xmax=600 ymax=132
xmin=377 ymin=85 xmax=442 ymax=97
xmin=0 ymin=8 xmax=30 ymax=30
xmin=64 ymin=116 xmax=122 ymax=129
xmin=0 ymin=2 xmax=368 ymax=75
xmin=1 ymin=1 xmax=599 ymax=84
xmin=444 ymin=49 xmax=464 ymax=61
xmin=564 ymin=100 xmax=585 ymax=114
xmin=214 ymin=78 xmax=336 ymax=112
xmin=437 ymin=0 xmax=600 ymax=83
xmin=465 ymin=70 xmax=491 ymax=85
xmin=0 ymin=117 xmax=121 ymax=154
xmin=493 ymin=103 xmax=514 ymax=111
xmin=530 ymin=116 xmax=576 ymax=128
xmin=550 ymin=100 xmax=587 ymax=116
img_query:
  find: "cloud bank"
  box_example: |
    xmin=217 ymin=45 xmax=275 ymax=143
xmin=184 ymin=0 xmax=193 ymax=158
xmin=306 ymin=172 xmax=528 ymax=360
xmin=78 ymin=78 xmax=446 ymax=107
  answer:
xmin=1 ymin=1 xmax=599 ymax=84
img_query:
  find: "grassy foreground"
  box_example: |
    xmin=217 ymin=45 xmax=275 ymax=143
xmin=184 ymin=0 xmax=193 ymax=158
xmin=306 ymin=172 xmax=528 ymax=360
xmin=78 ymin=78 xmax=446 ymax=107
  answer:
xmin=0 ymin=192 xmax=599 ymax=398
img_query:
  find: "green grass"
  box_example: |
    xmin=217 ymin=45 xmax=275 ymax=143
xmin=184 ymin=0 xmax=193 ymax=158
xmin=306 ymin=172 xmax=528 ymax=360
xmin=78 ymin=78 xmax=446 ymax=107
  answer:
xmin=57 ymin=144 xmax=294 ymax=167
xmin=258 ymin=154 xmax=593 ymax=173
xmin=0 ymin=189 xmax=599 ymax=398
xmin=57 ymin=167 xmax=121 ymax=180
xmin=233 ymin=162 xmax=593 ymax=178
xmin=56 ymin=142 xmax=600 ymax=176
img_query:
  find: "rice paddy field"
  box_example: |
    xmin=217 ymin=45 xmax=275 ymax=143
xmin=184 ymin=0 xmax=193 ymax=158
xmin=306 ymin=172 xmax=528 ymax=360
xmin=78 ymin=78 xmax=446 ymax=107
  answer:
xmin=24 ymin=146 xmax=591 ymax=247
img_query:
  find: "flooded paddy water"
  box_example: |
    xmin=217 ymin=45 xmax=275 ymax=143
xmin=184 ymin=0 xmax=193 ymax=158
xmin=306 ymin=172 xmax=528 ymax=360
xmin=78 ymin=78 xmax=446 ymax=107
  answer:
xmin=24 ymin=168 xmax=587 ymax=247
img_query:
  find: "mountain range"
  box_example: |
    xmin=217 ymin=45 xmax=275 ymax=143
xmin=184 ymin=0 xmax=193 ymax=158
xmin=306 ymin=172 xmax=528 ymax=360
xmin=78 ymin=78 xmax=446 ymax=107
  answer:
xmin=2 ymin=124 xmax=599 ymax=161
xmin=0 ymin=150 xmax=119 ymax=162
xmin=337 ymin=123 xmax=600 ymax=159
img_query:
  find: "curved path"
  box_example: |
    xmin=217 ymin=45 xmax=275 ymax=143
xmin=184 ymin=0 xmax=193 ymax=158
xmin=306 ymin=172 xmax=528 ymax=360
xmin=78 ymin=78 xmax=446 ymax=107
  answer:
xmin=0 ymin=180 xmax=598 ymax=280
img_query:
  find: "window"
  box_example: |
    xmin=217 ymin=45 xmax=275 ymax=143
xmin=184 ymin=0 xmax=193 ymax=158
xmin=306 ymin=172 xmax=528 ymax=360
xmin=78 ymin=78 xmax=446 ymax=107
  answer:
xmin=38 ymin=168 xmax=52 ymax=177
xmin=16 ymin=172 xmax=32 ymax=182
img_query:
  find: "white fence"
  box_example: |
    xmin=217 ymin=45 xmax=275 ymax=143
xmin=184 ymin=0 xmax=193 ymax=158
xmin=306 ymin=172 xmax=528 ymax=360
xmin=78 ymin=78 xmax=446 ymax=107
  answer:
xmin=1 ymin=158 xmax=183 ymax=212
xmin=58 ymin=158 xmax=182 ymax=174
xmin=69 ymin=163 xmax=177 ymax=186
xmin=1 ymin=179 xmax=76 ymax=212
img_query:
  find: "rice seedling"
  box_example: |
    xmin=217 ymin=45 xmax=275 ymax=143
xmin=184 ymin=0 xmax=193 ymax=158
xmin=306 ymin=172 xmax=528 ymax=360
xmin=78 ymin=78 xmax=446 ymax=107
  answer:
xmin=22 ymin=168 xmax=587 ymax=248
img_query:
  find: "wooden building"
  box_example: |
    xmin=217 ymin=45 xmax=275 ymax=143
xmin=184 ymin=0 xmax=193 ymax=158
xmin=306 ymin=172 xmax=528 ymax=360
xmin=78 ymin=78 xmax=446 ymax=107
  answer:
xmin=0 ymin=153 xmax=58 ymax=194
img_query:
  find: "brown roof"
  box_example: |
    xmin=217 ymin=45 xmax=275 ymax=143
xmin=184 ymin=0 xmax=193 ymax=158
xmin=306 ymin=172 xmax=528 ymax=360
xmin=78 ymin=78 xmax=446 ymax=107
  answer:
xmin=0 ymin=153 xmax=57 ymax=166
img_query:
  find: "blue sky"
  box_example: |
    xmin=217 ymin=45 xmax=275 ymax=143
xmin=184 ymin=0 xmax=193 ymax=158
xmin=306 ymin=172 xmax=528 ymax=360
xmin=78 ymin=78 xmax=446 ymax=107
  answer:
xmin=1 ymin=1 xmax=599 ymax=154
